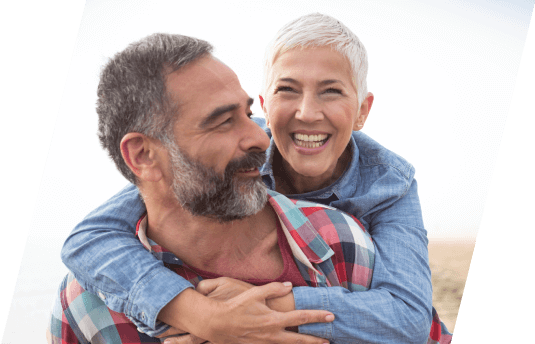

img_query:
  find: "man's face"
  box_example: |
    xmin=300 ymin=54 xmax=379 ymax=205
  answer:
xmin=163 ymin=56 xmax=271 ymax=221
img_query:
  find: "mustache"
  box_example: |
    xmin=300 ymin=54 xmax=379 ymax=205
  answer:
xmin=223 ymin=151 xmax=267 ymax=179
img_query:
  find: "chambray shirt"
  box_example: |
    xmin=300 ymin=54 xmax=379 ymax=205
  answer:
xmin=50 ymin=191 xmax=375 ymax=344
xmin=61 ymin=118 xmax=451 ymax=343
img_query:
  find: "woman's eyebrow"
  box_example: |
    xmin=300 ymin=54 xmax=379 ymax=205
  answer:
xmin=278 ymin=77 xmax=299 ymax=84
xmin=318 ymin=79 xmax=345 ymax=86
xmin=277 ymin=78 xmax=345 ymax=87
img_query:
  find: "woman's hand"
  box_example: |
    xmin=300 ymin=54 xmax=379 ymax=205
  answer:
xmin=158 ymin=278 xmax=254 ymax=343
xmin=157 ymin=277 xmax=255 ymax=339
xmin=197 ymin=277 xmax=256 ymax=301
xmin=159 ymin=280 xmax=333 ymax=344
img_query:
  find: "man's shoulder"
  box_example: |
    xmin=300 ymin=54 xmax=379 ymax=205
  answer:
xmin=352 ymin=131 xmax=414 ymax=181
xmin=268 ymin=191 xmax=373 ymax=250
xmin=267 ymin=191 xmax=375 ymax=290
xmin=294 ymin=199 xmax=373 ymax=244
xmin=48 ymin=272 xmax=158 ymax=344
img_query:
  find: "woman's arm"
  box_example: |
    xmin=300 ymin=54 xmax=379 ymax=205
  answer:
xmin=60 ymin=183 xmax=335 ymax=342
xmin=60 ymin=184 xmax=191 ymax=335
xmin=293 ymin=180 xmax=437 ymax=344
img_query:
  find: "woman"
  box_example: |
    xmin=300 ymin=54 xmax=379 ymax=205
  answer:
xmin=61 ymin=13 xmax=451 ymax=343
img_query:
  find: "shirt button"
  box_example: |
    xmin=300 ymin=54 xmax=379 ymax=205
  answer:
xmin=98 ymin=292 xmax=106 ymax=300
xmin=141 ymin=312 xmax=146 ymax=320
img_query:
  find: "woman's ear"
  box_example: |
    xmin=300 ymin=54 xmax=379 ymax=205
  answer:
xmin=259 ymin=94 xmax=270 ymax=128
xmin=353 ymin=92 xmax=374 ymax=131
xmin=120 ymin=133 xmax=163 ymax=182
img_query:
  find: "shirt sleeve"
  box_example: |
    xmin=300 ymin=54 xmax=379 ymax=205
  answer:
xmin=47 ymin=275 xmax=82 ymax=344
xmin=293 ymin=180 xmax=435 ymax=344
xmin=60 ymin=184 xmax=194 ymax=331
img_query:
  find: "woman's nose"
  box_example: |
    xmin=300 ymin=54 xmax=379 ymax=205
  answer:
xmin=295 ymin=94 xmax=324 ymax=123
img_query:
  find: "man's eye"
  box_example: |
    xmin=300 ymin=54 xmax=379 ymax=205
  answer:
xmin=220 ymin=117 xmax=232 ymax=125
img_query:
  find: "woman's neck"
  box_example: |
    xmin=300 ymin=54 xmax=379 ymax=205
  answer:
xmin=273 ymin=146 xmax=352 ymax=195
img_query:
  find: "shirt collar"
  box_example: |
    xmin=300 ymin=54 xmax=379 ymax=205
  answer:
xmin=259 ymin=137 xmax=277 ymax=184
xmin=266 ymin=190 xmax=334 ymax=267
xmin=135 ymin=191 xmax=335 ymax=271
xmin=136 ymin=215 xmax=152 ymax=251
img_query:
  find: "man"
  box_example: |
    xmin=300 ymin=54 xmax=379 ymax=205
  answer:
xmin=47 ymin=33 xmax=376 ymax=344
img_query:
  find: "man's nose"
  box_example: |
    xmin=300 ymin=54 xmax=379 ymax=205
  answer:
xmin=295 ymin=94 xmax=324 ymax=123
xmin=240 ymin=116 xmax=270 ymax=153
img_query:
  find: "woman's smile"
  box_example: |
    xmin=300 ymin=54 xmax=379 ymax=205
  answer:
xmin=291 ymin=132 xmax=331 ymax=154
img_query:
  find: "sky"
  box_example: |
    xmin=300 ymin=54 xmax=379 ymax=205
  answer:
xmin=1 ymin=0 xmax=534 ymax=342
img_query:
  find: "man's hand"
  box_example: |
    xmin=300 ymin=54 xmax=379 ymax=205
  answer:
xmin=159 ymin=281 xmax=333 ymax=344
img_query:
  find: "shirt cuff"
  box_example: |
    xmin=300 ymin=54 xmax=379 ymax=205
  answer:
xmin=126 ymin=267 xmax=194 ymax=329
xmin=128 ymin=318 xmax=172 ymax=338
xmin=293 ymin=286 xmax=333 ymax=339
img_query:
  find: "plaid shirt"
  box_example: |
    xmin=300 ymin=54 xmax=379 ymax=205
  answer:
xmin=48 ymin=190 xmax=449 ymax=343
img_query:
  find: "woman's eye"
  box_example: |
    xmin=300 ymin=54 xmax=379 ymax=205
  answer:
xmin=324 ymin=88 xmax=343 ymax=94
xmin=275 ymin=86 xmax=295 ymax=93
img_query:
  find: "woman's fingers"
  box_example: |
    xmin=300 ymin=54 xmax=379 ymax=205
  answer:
xmin=249 ymin=281 xmax=294 ymax=301
xmin=277 ymin=331 xmax=330 ymax=344
xmin=162 ymin=334 xmax=208 ymax=344
xmin=155 ymin=327 xmax=188 ymax=338
xmin=281 ymin=309 xmax=335 ymax=328
xmin=196 ymin=277 xmax=253 ymax=296
xmin=196 ymin=278 xmax=223 ymax=296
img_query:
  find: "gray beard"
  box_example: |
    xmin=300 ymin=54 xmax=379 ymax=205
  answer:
xmin=166 ymin=141 xmax=268 ymax=222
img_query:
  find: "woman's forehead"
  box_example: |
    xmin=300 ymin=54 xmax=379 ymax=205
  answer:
xmin=269 ymin=47 xmax=353 ymax=84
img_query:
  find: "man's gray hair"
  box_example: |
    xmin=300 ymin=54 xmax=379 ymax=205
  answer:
xmin=97 ymin=33 xmax=213 ymax=184
xmin=261 ymin=13 xmax=368 ymax=105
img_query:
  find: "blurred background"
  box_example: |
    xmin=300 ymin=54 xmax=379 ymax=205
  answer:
xmin=2 ymin=0 xmax=534 ymax=342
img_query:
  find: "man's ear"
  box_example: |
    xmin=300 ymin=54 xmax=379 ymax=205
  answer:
xmin=259 ymin=95 xmax=270 ymax=128
xmin=120 ymin=133 xmax=164 ymax=182
xmin=353 ymin=92 xmax=374 ymax=131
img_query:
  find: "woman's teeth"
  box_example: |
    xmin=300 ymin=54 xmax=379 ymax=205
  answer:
xmin=293 ymin=133 xmax=329 ymax=148
xmin=238 ymin=167 xmax=256 ymax=173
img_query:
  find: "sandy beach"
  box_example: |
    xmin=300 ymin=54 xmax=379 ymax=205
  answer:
xmin=428 ymin=239 xmax=476 ymax=332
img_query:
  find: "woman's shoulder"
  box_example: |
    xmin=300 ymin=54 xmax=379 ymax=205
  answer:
xmin=77 ymin=183 xmax=146 ymax=232
xmin=352 ymin=131 xmax=415 ymax=181
xmin=252 ymin=116 xmax=272 ymax=136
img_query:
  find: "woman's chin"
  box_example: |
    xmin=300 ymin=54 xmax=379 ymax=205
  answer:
xmin=291 ymin=165 xmax=331 ymax=180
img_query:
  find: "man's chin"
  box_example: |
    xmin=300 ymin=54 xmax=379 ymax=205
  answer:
xmin=180 ymin=184 xmax=268 ymax=223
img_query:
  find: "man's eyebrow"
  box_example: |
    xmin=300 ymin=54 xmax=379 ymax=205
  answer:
xmin=200 ymin=97 xmax=254 ymax=129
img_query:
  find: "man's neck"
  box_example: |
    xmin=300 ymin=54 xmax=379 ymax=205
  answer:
xmin=143 ymin=193 xmax=282 ymax=279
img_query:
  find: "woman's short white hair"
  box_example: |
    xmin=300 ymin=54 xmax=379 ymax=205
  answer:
xmin=262 ymin=13 xmax=368 ymax=105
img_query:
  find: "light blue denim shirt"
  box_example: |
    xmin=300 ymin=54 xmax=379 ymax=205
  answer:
xmin=61 ymin=117 xmax=439 ymax=343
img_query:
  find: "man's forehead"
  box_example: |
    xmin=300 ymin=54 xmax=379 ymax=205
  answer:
xmin=165 ymin=56 xmax=251 ymax=123
xmin=166 ymin=56 xmax=235 ymax=90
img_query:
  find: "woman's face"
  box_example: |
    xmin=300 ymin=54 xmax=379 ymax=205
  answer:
xmin=261 ymin=46 xmax=371 ymax=182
